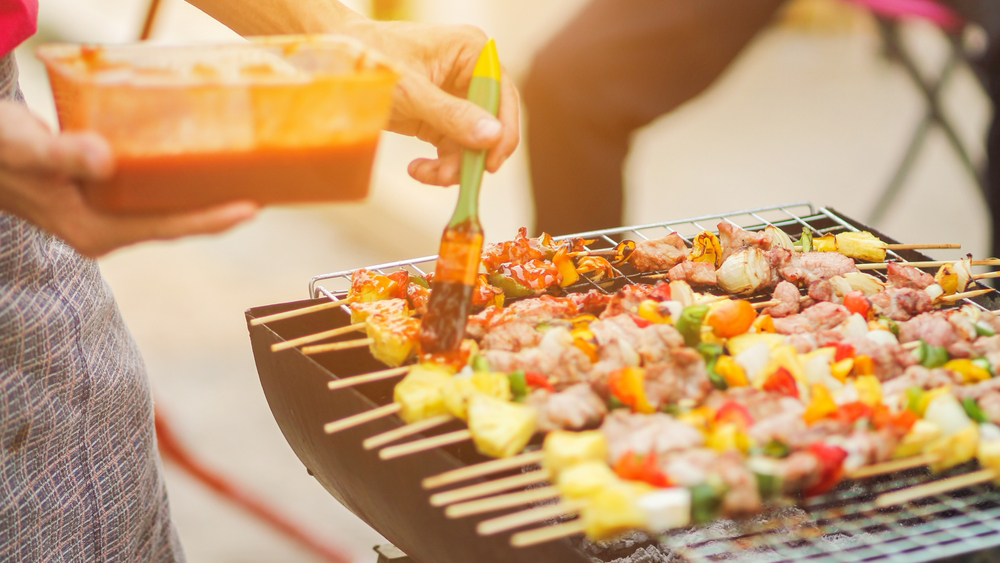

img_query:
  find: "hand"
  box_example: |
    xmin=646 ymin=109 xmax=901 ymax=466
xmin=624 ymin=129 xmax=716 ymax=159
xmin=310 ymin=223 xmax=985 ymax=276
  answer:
xmin=0 ymin=101 xmax=258 ymax=258
xmin=344 ymin=20 xmax=520 ymax=186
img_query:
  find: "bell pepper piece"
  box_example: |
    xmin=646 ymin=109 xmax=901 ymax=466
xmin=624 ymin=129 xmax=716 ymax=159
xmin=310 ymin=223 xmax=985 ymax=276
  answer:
xmin=707 ymin=423 xmax=750 ymax=453
xmin=834 ymin=342 xmax=855 ymax=363
xmin=944 ymin=358 xmax=992 ymax=384
xmin=854 ymin=375 xmax=882 ymax=407
xmin=677 ymin=407 xmax=715 ymax=435
xmin=613 ymin=451 xmax=672 ymax=488
xmin=974 ymin=357 xmax=994 ymax=376
xmin=637 ymin=299 xmax=673 ymax=325
xmin=705 ymin=300 xmax=758 ymax=339
xmin=488 ymin=272 xmax=535 ymax=299
xmin=553 ymin=247 xmax=580 ymax=287
xmin=852 ymin=355 xmax=874 ymax=376
xmin=976 ymin=321 xmax=997 ymax=338
xmin=607 ymin=367 xmax=655 ymax=414
xmin=803 ymin=384 xmax=838 ymax=425
xmin=714 ymin=355 xmax=749 ymax=388
xmin=829 ymin=358 xmax=853 ymax=383
xmin=714 ymin=401 xmax=754 ymax=429
xmin=688 ymin=483 xmax=724 ymax=524
xmin=963 ymin=398 xmax=989 ymax=424
xmin=752 ymin=314 xmax=776 ymax=334
xmin=677 ymin=305 xmax=710 ymax=347
xmin=916 ymin=340 xmax=950 ymax=369
xmin=878 ymin=316 xmax=900 ymax=337
xmin=843 ymin=291 xmax=871 ymax=319
xmin=872 ymin=406 xmax=918 ymax=433
xmin=508 ymin=371 xmax=528 ymax=402
xmin=762 ymin=367 xmax=799 ymax=398
xmin=800 ymin=227 xmax=813 ymax=253
xmin=803 ymin=442 xmax=847 ymax=497
xmin=524 ymin=371 xmax=554 ymax=392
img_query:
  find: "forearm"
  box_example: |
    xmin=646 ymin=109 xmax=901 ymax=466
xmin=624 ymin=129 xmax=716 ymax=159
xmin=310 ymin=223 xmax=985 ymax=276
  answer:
xmin=184 ymin=0 xmax=366 ymax=37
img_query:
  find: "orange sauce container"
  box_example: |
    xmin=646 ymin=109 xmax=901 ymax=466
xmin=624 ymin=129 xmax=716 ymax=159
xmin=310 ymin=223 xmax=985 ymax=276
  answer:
xmin=36 ymin=36 xmax=396 ymax=213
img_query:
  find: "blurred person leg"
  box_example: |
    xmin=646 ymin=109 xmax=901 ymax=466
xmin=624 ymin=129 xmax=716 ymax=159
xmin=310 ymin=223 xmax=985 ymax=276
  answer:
xmin=524 ymin=0 xmax=787 ymax=237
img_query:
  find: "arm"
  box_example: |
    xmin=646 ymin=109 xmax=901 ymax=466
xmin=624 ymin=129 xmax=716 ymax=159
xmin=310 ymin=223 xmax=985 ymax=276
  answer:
xmin=185 ymin=0 xmax=520 ymax=185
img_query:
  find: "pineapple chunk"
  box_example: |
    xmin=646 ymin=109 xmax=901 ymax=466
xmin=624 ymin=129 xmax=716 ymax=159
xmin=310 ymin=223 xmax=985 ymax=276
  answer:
xmin=580 ymin=481 xmax=653 ymax=540
xmin=636 ymin=487 xmax=692 ymax=532
xmin=926 ymin=424 xmax=979 ymax=472
xmin=348 ymin=298 xmax=409 ymax=324
xmin=834 ymin=231 xmax=886 ymax=262
xmin=366 ymin=314 xmax=420 ymax=367
xmin=542 ymin=430 xmax=609 ymax=476
xmin=442 ymin=371 xmax=512 ymax=421
xmin=466 ymin=395 xmax=537 ymax=458
xmin=393 ymin=363 xmax=452 ymax=424
xmin=893 ymin=419 xmax=941 ymax=459
xmin=556 ymin=460 xmax=620 ymax=499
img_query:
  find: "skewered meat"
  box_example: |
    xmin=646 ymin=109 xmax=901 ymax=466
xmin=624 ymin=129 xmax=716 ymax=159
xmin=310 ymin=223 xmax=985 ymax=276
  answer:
xmin=869 ymin=288 xmax=933 ymax=322
xmin=882 ymin=365 xmax=960 ymax=397
xmin=886 ymin=262 xmax=935 ymax=290
xmin=630 ymin=233 xmax=690 ymax=272
xmin=898 ymin=311 xmax=972 ymax=357
xmin=483 ymin=327 xmax=594 ymax=389
xmin=644 ymin=348 xmax=711 ymax=406
xmin=715 ymin=452 xmax=764 ymax=517
xmin=718 ymin=222 xmax=772 ymax=263
xmin=764 ymin=281 xmax=803 ymax=318
xmin=601 ymin=284 xmax=660 ymax=319
xmin=601 ymin=411 xmax=705 ymax=465
xmin=529 ymin=383 xmax=608 ymax=432
xmin=667 ymin=261 xmax=717 ymax=286
xmin=838 ymin=335 xmax=916 ymax=381
xmin=479 ymin=320 xmax=543 ymax=352
xmin=567 ymin=289 xmax=614 ymax=316
xmin=770 ymin=248 xmax=858 ymax=286
xmin=772 ymin=302 xmax=850 ymax=334
xmin=466 ymin=295 xmax=580 ymax=339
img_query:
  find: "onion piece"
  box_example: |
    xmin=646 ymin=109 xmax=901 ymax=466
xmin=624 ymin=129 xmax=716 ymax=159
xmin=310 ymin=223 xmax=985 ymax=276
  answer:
xmin=765 ymin=226 xmax=794 ymax=251
xmin=717 ymin=248 xmax=772 ymax=295
xmin=842 ymin=272 xmax=885 ymax=296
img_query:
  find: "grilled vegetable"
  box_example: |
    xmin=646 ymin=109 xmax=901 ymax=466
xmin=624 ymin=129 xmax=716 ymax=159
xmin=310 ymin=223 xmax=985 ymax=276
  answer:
xmin=613 ymin=451 xmax=672 ymax=487
xmin=799 ymin=227 xmax=813 ymax=253
xmin=556 ymin=460 xmax=621 ymax=500
xmin=349 ymin=298 xmax=410 ymax=324
xmin=765 ymin=226 xmax=794 ymax=251
xmin=923 ymin=393 xmax=978 ymax=470
xmin=717 ymin=248 xmax=772 ymax=295
xmin=935 ymin=258 xmax=972 ymax=295
xmin=542 ymin=430 xmax=608 ymax=475
xmin=580 ymin=481 xmax=653 ymax=540
xmin=607 ymin=367 xmax=656 ymax=414
xmin=366 ymin=314 xmax=421 ymax=367
xmin=843 ymin=272 xmax=885 ymax=296
xmin=916 ymin=340 xmax=950 ymax=369
xmin=676 ymin=305 xmax=710 ymax=347
xmin=442 ymin=370 xmax=512 ymax=420
xmin=690 ymin=231 xmax=722 ymax=267
xmin=945 ymin=359 xmax=992 ymax=384
xmin=893 ymin=419 xmax=941 ymax=458
xmin=834 ymin=231 xmax=887 ymax=262
xmin=393 ymin=363 xmax=453 ymax=424
xmin=466 ymin=394 xmax=537 ymax=458
xmin=705 ymin=299 xmax=757 ymax=338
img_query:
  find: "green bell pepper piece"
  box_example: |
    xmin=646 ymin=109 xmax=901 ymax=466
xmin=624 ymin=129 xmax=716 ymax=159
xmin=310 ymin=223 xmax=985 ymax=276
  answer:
xmin=508 ymin=370 xmax=528 ymax=402
xmin=677 ymin=305 xmax=710 ymax=348
xmin=488 ymin=273 xmax=535 ymax=299
xmin=800 ymin=228 xmax=813 ymax=253
xmin=963 ymin=398 xmax=989 ymax=424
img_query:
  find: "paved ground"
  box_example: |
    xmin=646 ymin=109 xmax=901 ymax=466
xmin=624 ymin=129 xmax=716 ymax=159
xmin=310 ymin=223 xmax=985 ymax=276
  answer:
xmin=11 ymin=1 xmax=993 ymax=561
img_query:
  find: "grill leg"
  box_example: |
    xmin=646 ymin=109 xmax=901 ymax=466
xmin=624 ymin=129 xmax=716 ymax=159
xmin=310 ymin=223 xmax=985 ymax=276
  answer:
xmin=374 ymin=544 xmax=414 ymax=563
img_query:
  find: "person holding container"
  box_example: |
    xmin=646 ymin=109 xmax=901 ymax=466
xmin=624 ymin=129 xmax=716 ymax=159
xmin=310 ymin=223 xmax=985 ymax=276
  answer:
xmin=0 ymin=0 xmax=518 ymax=560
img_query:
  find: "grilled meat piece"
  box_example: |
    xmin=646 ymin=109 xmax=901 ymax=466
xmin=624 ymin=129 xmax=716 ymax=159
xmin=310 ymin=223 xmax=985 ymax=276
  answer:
xmin=882 ymin=365 xmax=960 ymax=397
xmin=479 ymin=320 xmax=542 ymax=352
xmin=466 ymin=295 xmax=580 ymax=340
xmin=886 ymin=262 xmax=935 ymax=290
xmin=838 ymin=335 xmax=916 ymax=381
xmin=764 ymin=281 xmax=802 ymax=318
xmin=667 ymin=260 xmax=717 ymax=286
xmin=897 ymin=311 xmax=972 ymax=357
xmin=529 ymin=383 xmax=608 ymax=432
xmin=482 ymin=327 xmax=593 ymax=388
xmin=629 ymin=233 xmax=690 ymax=272
xmin=715 ymin=452 xmax=764 ymax=517
xmin=601 ymin=411 xmax=705 ymax=465
xmin=772 ymin=302 xmax=850 ymax=334
xmin=770 ymin=248 xmax=858 ymax=286
xmin=644 ymin=347 xmax=711 ymax=407
xmin=601 ymin=284 xmax=659 ymax=318
xmin=718 ymin=222 xmax=772 ymax=263
xmin=566 ymin=289 xmax=613 ymax=316
xmin=869 ymin=288 xmax=933 ymax=322
xmin=480 ymin=226 xmax=546 ymax=272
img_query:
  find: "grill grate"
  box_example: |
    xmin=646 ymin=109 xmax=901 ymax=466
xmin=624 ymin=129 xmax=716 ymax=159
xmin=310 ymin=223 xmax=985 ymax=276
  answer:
xmin=305 ymin=202 xmax=1000 ymax=563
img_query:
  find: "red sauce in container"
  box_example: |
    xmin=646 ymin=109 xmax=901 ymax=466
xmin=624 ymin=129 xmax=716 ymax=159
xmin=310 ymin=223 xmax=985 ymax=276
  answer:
xmin=83 ymin=138 xmax=378 ymax=213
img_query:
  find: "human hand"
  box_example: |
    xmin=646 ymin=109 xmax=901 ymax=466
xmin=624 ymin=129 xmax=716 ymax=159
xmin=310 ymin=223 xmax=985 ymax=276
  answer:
xmin=0 ymin=101 xmax=258 ymax=258
xmin=344 ymin=20 xmax=520 ymax=186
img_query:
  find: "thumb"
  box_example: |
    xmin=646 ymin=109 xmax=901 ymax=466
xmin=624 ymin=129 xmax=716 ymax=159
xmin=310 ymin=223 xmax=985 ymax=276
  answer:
xmin=404 ymin=74 xmax=502 ymax=150
xmin=48 ymin=132 xmax=114 ymax=181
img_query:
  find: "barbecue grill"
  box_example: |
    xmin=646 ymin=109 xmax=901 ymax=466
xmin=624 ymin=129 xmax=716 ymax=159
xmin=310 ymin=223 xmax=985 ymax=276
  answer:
xmin=246 ymin=202 xmax=1000 ymax=563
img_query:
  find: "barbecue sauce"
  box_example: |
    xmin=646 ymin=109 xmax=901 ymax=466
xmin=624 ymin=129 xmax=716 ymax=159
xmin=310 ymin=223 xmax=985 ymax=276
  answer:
xmin=419 ymin=221 xmax=483 ymax=356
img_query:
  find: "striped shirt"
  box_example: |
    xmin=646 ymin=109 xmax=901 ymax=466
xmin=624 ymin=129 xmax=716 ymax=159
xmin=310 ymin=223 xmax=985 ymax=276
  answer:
xmin=0 ymin=53 xmax=184 ymax=562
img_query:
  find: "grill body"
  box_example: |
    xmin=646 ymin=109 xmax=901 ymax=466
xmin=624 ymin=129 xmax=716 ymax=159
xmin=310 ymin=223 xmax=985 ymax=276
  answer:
xmin=248 ymin=204 xmax=1000 ymax=563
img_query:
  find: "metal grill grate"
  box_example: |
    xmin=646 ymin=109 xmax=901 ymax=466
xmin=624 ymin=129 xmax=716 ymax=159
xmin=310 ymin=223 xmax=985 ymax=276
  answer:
xmin=305 ymin=202 xmax=1000 ymax=563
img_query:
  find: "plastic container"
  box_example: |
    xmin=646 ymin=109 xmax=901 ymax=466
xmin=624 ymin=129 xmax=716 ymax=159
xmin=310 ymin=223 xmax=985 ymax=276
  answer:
xmin=37 ymin=35 xmax=397 ymax=213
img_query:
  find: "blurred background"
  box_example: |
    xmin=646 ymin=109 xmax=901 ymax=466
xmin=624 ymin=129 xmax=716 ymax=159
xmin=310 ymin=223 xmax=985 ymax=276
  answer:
xmin=10 ymin=0 xmax=994 ymax=561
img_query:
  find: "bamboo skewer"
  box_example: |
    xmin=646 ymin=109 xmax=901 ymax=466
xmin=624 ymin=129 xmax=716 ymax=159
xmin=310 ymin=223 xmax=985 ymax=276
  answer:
xmin=423 ymin=451 xmax=545 ymax=490
xmin=323 ymin=403 xmax=400 ymax=435
xmin=249 ymin=297 xmax=350 ymax=326
xmin=901 ymin=341 xmax=922 ymax=350
xmin=511 ymin=519 xmax=585 ymax=547
xmin=327 ymin=366 xmax=410 ymax=391
xmin=478 ymin=500 xmax=585 ymax=535
xmin=271 ymin=323 xmax=364 ymax=352
xmin=874 ymin=468 xmax=996 ymax=508
xmin=974 ymin=271 xmax=1000 ymax=281
xmin=885 ymin=243 xmax=961 ymax=251
xmin=846 ymin=453 xmax=937 ymax=479
xmin=939 ymin=288 xmax=995 ymax=303
xmin=430 ymin=469 xmax=552 ymax=507
xmin=363 ymin=415 xmax=453 ymax=450
xmin=379 ymin=429 xmax=472 ymax=460
xmin=446 ymin=486 xmax=561 ymax=519
xmin=857 ymin=259 xmax=1000 ymax=271
xmin=302 ymin=338 xmax=372 ymax=355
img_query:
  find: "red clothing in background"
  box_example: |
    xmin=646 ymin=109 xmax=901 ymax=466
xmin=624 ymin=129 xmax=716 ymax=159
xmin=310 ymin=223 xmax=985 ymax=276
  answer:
xmin=0 ymin=0 xmax=38 ymax=55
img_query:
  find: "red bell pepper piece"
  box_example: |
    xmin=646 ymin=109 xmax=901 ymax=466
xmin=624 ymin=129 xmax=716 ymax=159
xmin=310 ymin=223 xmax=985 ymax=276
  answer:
xmin=803 ymin=442 xmax=847 ymax=497
xmin=387 ymin=269 xmax=410 ymax=299
xmin=613 ymin=451 xmax=672 ymax=488
xmin=648 ymin=282 xmax=672 ymax=302
xmin=843 ymin=291 xmax=871 ymax=319
xmin=714 ymin=401 xmax=754 ymax=429
xmin=832 ymin=401 xmax=872 ymax=425
xmin=629 ymin=314 xmax=653 ymax=329
xmin=524 ymin=371 xmax=554 ymax=392
xmin=871 ymin=405 xmax=918 ymax=434
xmin=762 ymin=367 xmax=799 ymax=399
xmin=834 ymin=342 xmax=855 ymax=363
